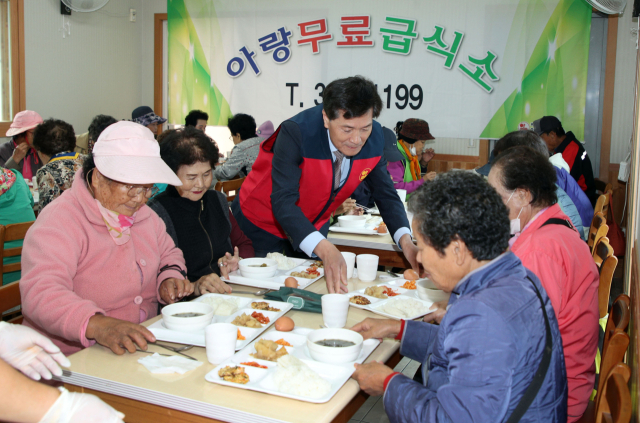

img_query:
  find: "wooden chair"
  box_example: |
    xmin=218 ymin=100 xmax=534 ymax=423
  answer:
xmin=588 ymin=213 xmax=609 ymax=255
xmin=0 ymin=281 xmax=22 ymax=324
xmin=578 ymin=363 xmax=631 ymax=423
xmin=593 ymin=190 xmax=612 ymax=221
xmin=595 ymin=294 xmax=631 ymax=408
xmin=0 ymin=221 xmax=34 ymax=278
xmin=214 ymin=177 xmax=246 ymax=203
xmin=593 ymin=237 xmax=614 ymax=267
xmin=597 ymin=255 xmax=618 ymax=319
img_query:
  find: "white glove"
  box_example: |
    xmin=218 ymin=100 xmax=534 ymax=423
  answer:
xmin=0 ymin=321 xmax=71 ymax=380
xmin=39 ymin=387 xmax=125 ymax=423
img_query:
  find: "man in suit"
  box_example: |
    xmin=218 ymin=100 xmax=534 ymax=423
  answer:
xmin=232 ymin=76 xmax=419 ymax=293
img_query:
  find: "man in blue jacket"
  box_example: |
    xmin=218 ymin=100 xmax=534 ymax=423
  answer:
xmin=232 ymin=76 xmax=419 ymax=293
xmin=352 ymin=171 xmax=567 ymax=423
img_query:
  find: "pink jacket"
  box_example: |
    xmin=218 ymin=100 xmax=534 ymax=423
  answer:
xmin=20 ymin=171 xmax=186 ymax=355
xmin=387 ymin=160 xmax=424 ymax=193
xmin=511 ymin=204 xmax=599 ymax=422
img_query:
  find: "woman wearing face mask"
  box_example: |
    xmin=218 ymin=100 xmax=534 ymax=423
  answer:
xmin=19 ymin=121 xmax=191 ymax=357
xmin=149 ymin=127 xmax=254 ymax=295
xmin=387 ymin=119 xmax=436 ymax=197
xmin=488 ymin=145 xmax=599 ymax=423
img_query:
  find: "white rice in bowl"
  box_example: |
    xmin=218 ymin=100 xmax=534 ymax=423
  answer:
xmin=199 ymin=296 xmax=239 ymax=316
xmin=273 ymin=355 xmax=331 ymax=398
xmin=266 ymin=252 xmax=297 ymax=270
xmin=381 ymin=297 xmax=429 ymax=318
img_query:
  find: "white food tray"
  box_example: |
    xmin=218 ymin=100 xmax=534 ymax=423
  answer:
xmin=347 ymin=279 xmax=434 ymax=320
xmin=222 ymin=258 xmax=322 ymax=289
xmin=148 ymin=294 xmax=292 ymax=350
xmin=204 ymin=327 xmax=380 ymax=403
xmin=328 ymin=216 xmax=386 ymax=236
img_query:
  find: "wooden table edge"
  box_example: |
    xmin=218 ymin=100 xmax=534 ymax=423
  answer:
xmin=63 ymin=350 xmax=403 ymax=423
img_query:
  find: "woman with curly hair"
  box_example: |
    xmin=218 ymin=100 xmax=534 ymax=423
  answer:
xmin=33 ymin=118 xmax=86 ymax=211
xmin=351 ymin=171 xmax=567 ymax=422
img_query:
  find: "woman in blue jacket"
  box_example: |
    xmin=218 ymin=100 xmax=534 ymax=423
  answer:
xmin=351 ymin=171 xmax=567 ymax=423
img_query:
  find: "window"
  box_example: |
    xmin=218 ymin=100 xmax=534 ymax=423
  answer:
xmin=0 ymin=0 xmax=24 ymax=132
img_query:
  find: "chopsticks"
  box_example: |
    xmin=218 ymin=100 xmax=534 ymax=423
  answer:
xmin=355 ymin=203 xmax=373 ymax=213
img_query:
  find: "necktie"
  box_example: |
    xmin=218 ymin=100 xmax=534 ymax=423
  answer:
xmin=333 ymin=151 xmax=344 ymax=189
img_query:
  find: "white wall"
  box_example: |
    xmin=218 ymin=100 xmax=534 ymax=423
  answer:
xmin=610 ymin=0 xmax=638 ymax=164
xmin=23 ymin=0 xmax=166 ymax=134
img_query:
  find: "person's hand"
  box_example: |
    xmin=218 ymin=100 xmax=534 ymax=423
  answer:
xmin=40 ymin=387 xmax=125 ymax=423
xmin=335 ymin=198 xmax=357 ymax=216
xmin=0 ymin=322 xmax=71 ymax=381
xmin=352 ymin=362 xmax=394 ymax=396
xmin=159 ymin=277 xmax=195 ymax=304
xmin=314 ymin=239 xmax=348 ymax=293
xmin=218 ymin=247 xmax=240 ymax=280
xmin=195 ymin=273 xmax=231 ymax=295
xmin=346 ymin=205 xmax=364 ymax=216
xmin=12 ymin=142 xmax=30 ymax=164
xmin=421 ymin=148 xmax=435 ymax=163
xmin=350 ymin=318 xmax=401 ymax=340
xmin=423 ymin=301 xmax=448 ymax=324
xmin=85 ymin=315 xmax=156 ymax=355
xmin=422 ymin=171 xmax=437 ymax=182
xmin=399 ymin=234 xmax=423 ymax=277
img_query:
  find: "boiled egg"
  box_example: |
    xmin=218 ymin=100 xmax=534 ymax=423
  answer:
xmin=275 ymin=316 xmax=295 ymax=331
xmin=403 ymin=269 xmax=419 ymax=280
xmin=377 ymin=222 xmax=388 ymax=233
xmin=284 ymin=277 xmax=299 ymax=288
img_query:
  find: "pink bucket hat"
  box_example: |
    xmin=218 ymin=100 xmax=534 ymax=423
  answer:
xmin=92 ymin=121 xmax=182 ymax=186
xmin=256 ymin=120 xmax=274 ymax=139
xmin=6 ymin=110 xmax=43 ymax=137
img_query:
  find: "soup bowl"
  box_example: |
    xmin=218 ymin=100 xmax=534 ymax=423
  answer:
xmin=162 ymin=302 xmax=214 ymax=332
xmin=238 ymin=258 xmax=278 ymax=278
xmin=307 ymin=328 xmax=363 ymax=364
xmin=416 ymin=279 xmax=450 ymax=303
xmin=337 ymin=215 xmax=367 ymax=228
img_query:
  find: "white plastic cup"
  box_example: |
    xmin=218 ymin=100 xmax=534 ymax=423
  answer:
xmin=396 ymin=189 xmax=407 ymax=203
xmin=341 ymin=252 xmax=356 ymax=279
xmin=356 ymin=254 xmax=379 ymax=282
xmin=321 ymin=294 xmax=350 ymax=328
xmin=205 ymin=323 xmax=237 ymax=364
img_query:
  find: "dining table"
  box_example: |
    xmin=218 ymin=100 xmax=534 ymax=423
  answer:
xmin=328 ymin=232 xmax=411 ymax=268
xmin=57 ymin=272 xmax=406 ymax=423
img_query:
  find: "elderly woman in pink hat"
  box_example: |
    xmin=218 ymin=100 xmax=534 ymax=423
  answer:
xmin=0 ymin=110 xmax=44 ymax=180
xmin=19 ymin=121 xmax=192 ymax=356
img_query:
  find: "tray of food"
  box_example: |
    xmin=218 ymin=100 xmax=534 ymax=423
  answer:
xmin=148 ymin=294 xmax=293 ymax=350
xmin=204 ymin=327 xmax=380 ymax=403
xmin=221 ymin=256 xmax=324 ymax=290
xmin=346 ymin=279 xmax=447 ymax=320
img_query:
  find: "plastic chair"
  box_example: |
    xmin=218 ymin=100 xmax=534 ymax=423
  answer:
xmin=214 ymin=177 xmax=246 ymax=203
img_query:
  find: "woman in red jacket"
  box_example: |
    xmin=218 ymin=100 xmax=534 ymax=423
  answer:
xmin=488 ymin=145 xmax=599 ymax=422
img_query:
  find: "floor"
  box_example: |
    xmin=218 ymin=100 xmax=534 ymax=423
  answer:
xmin=348 ymin=356 xmax=421 ymax=423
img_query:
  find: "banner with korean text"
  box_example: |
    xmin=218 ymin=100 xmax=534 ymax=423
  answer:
xmin=168 ymin=0 xmax=591 ymax=140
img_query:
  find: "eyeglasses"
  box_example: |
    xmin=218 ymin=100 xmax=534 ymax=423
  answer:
xmin=123 ymin=185 xmax=159 ymax=199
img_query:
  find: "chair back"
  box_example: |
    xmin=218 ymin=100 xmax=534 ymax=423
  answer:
xmin=603 ymin=295 xmax=631 ymax=356
xmin=594 ymin=190 xmax=612 ymax=221
xmin=0 ymin=281 xmax=22 ymax=324
xmin=0 ymin=221 xmax=34 ymax=276
xmin=588 ymin=213 xmax=609 ymax=255
xmin=595 ymin=330 xmax=629 ymax=410
xmin=593 ymin=237 xmax=614 ymax=268
xmin=214 ymin=177 xmax=246 ymax=203
xmin=595 ymin=363 xmax=631 ymax=423
xmin=597 ymin=255 xmax=618 ymax=319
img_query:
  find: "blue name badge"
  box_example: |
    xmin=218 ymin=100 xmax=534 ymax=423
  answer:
xmin=287 ymin=296 xmax=304 ymax=309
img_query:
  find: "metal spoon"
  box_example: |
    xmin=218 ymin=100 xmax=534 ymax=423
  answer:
xmin=386 ymin=270 xmax=403 ymax=278
xmin=152 ymin=342 xmax=193 ymax=352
